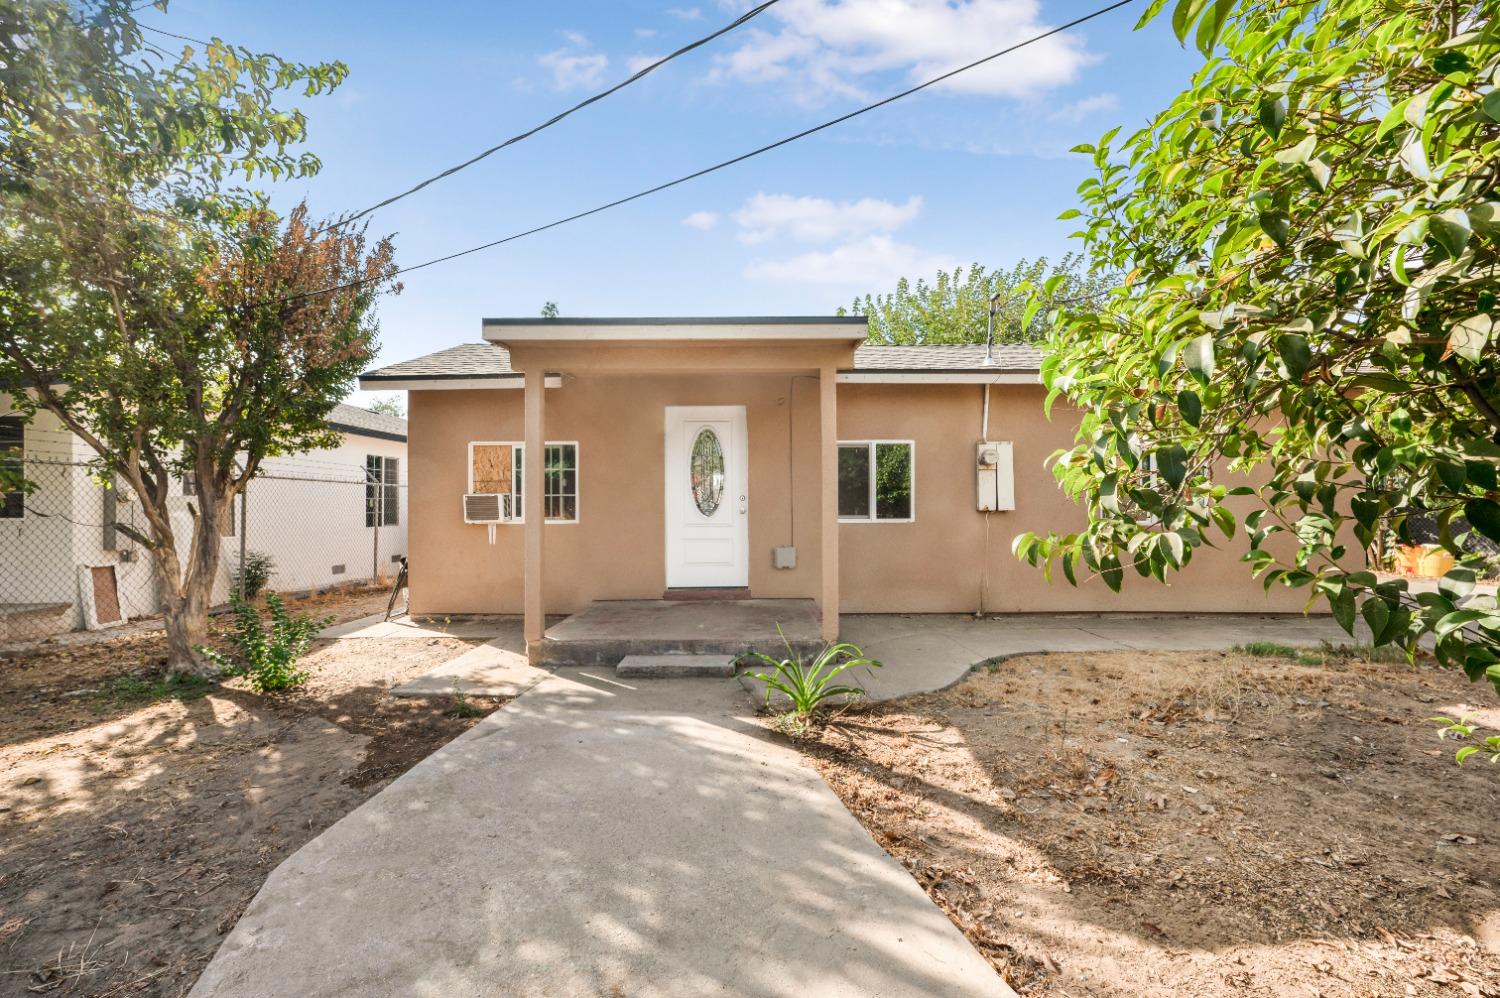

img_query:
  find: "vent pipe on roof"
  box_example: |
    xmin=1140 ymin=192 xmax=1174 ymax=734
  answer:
xmin=983 ymin=289 xmax=1004 ymax=366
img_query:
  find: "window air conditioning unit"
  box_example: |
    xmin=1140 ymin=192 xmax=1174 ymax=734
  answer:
xmin=464 ymin=492 xmax=513 ymax=524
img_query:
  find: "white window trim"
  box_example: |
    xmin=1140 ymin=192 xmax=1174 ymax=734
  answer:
xmin=467 ymin=440 xmax=580 ymax=524
xmin=837 ymin=439 xmax=916 ymax=524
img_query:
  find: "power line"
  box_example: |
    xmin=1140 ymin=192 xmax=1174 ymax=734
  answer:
xmin=272 ymin=0 xmax=1135 ymax=308
xmin=318 ymin=0 xmax=785 ymax=233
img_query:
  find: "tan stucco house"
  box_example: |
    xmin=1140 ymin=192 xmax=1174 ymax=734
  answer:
xmin=358 ymin=316 xmax=1308 ymax=659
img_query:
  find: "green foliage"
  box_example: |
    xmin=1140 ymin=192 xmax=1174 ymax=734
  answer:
xmin=367 ymin=397 xmax=406 ymax=419
xmin=202 ymin=593 xmax=331 ymax=694
xmin=744 ymin=628 xmax=880 ymax=720
xmin=0 ymin=1 xmax=399 ymax=671
xmin=447 ymin=681 xmax=487 ymax=719
xmin=1431 ymin=716 xmax=1500 ymax=765
xmin=841 ymin=256 xmax=1113 ymax=345
xmin=235 ymin=551 xmax=276 ymax=599
xmin=1233 ymin=641 xmax=1302 ymax=659
xmin=540 ymin=301 xmax=560 ymax=319
xmin=1015 ymin=0 xmax=1500 ymax=707
xmin=103 ymin=671 xmax=216 ymax=704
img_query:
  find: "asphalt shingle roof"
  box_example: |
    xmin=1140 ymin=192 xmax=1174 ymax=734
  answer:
xmin=328 ymin=402 xmax=407 ymax=441
xmin=361 ymin=341 xmax=1042 ymax=381
xmin=851 ymin=343 xmax=1042 ymax=372
xmin=361 ymin=342 xmax=515 ymax=381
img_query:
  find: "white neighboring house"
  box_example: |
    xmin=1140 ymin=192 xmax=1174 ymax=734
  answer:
xmin=0 ymin=397 xmax=407 ymax=640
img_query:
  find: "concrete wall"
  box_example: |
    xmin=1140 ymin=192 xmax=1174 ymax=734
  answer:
xmin=407 ymin=376 xmax=1322 ymax=617
xmin=254 ymin=434 xmax=408 ymax=592
xmin=837 ymin=382 xmax=1313 ymax=613
xmin=408 ymin=374 xmax=824 ymax=615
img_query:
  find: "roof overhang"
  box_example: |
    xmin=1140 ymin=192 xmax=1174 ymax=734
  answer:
xmin=837 ymin=371 xmax=1040 ymax=384
xmin=357 ymin=374 xmax=563 ymax=391
xmin=483 ymin=316 xmax=868 ymax=348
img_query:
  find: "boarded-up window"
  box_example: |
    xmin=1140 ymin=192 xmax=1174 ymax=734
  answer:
xmin=90 ymin=565 xmax=123 ymax=625
xmin=471 ymin=444 xmax=514 ymax=494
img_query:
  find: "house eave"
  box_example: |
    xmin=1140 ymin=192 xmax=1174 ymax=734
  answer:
xmin=357 ymin=374 xmax=563 ymax=391
xmin=836 ymin=371 xmax=1041 ymax=384
xmin=483 ymin=316 xmax=868 ymax=346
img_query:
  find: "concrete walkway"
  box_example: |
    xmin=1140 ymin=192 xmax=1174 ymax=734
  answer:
xmin=191 ymin=672 xmax=1012 ymax=998
xmin=839 ymin=612 xmax=1350 ymax=700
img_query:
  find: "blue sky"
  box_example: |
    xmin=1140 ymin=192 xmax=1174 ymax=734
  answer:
xmin=146 ymin=0 xmax=1201 ymax=405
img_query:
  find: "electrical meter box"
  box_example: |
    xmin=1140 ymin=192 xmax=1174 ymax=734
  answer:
xmin=976 ymin=441 xmax=1014 ymax=512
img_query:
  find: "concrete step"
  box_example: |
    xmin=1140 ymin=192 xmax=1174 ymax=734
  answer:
xmin=616 ymin=654 xmax=738 ymax=678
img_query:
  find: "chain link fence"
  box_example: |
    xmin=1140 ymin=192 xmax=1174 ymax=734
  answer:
xmin=0 ymin=458 xmax=406 ymax=643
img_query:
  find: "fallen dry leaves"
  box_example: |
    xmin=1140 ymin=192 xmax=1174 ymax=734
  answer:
xmin=789 ymin=648 xmax=1500 ymax=997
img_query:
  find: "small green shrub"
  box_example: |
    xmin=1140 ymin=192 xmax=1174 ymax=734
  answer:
xmin=447 ymin=681 xmax=487 ymax=719
xmin=202 ymin=593 xmax=331 ymax=694
xmin=103 ymin=672 xmax=216 ymax=704
xmin=235 ymin=551 xmax=276 ymax=599
xmin=745 ymin=627 xmax=880 ymax=721
xmin=1232 ymin=641 xmax=1301 ymax=659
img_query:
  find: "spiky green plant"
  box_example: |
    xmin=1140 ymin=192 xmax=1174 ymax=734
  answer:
xmin=745 ymin=626 xmax=880 ymax=719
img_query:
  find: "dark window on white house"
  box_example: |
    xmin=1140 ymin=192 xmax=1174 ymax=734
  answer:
xmin=366 ymin=455 xmax=400 ymax=527
xmin=0 ymin=417 xmax=23 ymax=519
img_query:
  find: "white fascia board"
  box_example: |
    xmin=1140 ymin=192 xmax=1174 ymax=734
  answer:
xmin=836 ymin=371 xmax=1041 ymax=384
xmin=357 ymin=376 xmax=562 ymax=391
xmin=483 ymin=324 xmax=866 ymax=343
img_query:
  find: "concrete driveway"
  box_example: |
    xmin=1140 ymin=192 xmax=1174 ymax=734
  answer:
xmin=191 ymin=670 xmax=1012 ymax=998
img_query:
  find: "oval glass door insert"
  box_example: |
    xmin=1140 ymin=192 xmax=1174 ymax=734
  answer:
xmin=690 ymin=428 xmax=726 ymax=516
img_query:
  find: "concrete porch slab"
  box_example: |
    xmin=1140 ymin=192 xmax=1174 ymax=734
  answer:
xmin=616 ymin=653 xmax=737 ymax=678
xmin=540 ymin=598 xmax=821 ymax=668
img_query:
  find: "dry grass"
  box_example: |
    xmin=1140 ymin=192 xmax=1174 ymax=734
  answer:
xmin=0 ymin=593 xmax=502 ymax=997
xmin=788 ymin=647 xmax=1500 ymax=997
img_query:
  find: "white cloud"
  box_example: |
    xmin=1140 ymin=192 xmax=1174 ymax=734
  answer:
xmin=1048 ymin=91 xmax=1119 ymax=123
xmin=538 ymin=41 xmax=609 ymax=91
xmin=667 ymin=6 xmax=703 ymax=19
xmin=711 ymin=0 xmax=1096 ymax=101
xmin=627 ymin=53 xmax=664 ymax=74
xmin=732 ymin=192 xmax=923 ymax=244
xmin=635 ymin=27 xmax=659 ymax=38
xmin=746 ymin=234 xmax=955 ymax=285
xmin=560 ymin=29 xmax=590 ymax=47
xmin=682 ymin=210 xmax=720 ymax=230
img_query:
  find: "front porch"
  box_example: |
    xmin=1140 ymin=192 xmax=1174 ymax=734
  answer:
xmin=538 ymin=597 xmax=822 ymax=667
xmin=491 ymin=318 xmax=864 ymax=659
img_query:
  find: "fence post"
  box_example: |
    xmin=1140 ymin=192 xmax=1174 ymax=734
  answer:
xmin=238 ymin=483 xmax=248 ymax=600
xmin=371 ymin=467 xmax=380 ymax=584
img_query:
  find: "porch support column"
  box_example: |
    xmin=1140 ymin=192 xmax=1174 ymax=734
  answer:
xmin=818 ymin=363 xmax=839 ymax=642
xmin=523 ymin=366 xmax=546 ymax=655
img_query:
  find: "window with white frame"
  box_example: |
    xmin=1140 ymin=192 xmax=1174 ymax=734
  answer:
xmin=837 ymin=441 xmax=914 ymax=522
xmin=468 ymin=441 xmax=578 ymax=523
xmin=366 ymin=455 xmax=400 ymax=527
xmin=0 ymin=416 xmax=23 ymax=519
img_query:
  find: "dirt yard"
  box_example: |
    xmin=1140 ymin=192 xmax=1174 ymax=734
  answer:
xmin=0 ymin=590 xmax=501 ymax=997
xmin=795 ymin=647 xmax=1500 ymax=997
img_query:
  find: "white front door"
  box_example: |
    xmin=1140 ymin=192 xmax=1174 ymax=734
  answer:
xmin=664 ymin=405 xmax=749 ymax=589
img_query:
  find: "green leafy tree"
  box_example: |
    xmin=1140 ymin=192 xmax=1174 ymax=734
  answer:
xmin=0 ymin=1 xmax=398 ymax=674
xmin=1015 ymin=0 xmax=1500 ymax=721
xmin=367 ymin=396 xmax=406 ymax=419
xmin=841 ymin=255 xmax=1112 ymax=344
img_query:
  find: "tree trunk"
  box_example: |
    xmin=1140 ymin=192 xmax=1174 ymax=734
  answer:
xmin=155 ymin=491 xmax=228 ymax=679
xmin=162 ymin=578 xmax=214 ymax=678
